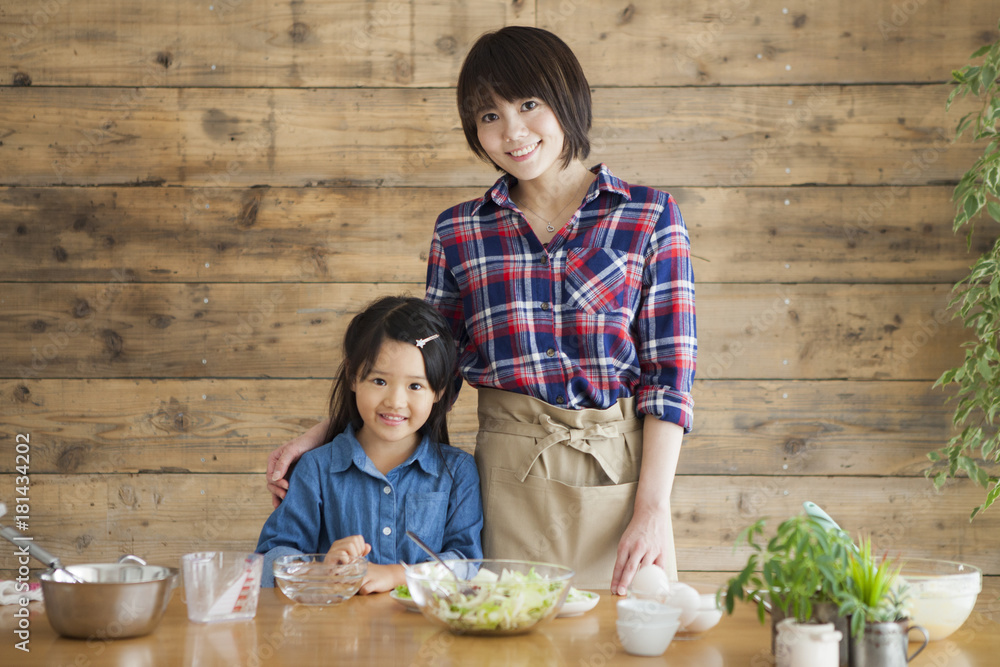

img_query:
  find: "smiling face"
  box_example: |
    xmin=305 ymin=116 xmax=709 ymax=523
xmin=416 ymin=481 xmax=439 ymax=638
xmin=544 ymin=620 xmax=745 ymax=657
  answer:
xmin=475 ymin=97 xmax=567 ymax=183
xmin=351 ymin=340 xmax=439 ymax=453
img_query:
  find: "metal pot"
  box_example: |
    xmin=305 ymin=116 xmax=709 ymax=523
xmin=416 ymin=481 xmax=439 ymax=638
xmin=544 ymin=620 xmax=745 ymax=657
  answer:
xmin=1 ymin=519 xmax=179 ymax=640
xmin=39 ymin=555 xmax=179 ymax=640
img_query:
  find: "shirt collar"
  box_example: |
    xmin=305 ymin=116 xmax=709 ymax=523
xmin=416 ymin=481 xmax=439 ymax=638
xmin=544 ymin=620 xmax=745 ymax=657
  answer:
xmin=328 ymin=423 xmax=443 ymax=478
xmin=471 ymin=163 xmax=632 ymax=216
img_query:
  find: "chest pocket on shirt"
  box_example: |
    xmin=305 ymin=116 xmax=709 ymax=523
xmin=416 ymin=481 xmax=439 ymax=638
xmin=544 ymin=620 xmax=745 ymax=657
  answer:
xmin=565 ymin=248 xmax=639 ymax=314
xmin=404 ymin=492 xmax=449 ymax=548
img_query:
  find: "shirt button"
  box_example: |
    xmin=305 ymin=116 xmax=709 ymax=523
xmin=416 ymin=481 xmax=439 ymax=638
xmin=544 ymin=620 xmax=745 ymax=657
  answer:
xmin=383 ymin=526 xmax=392 ymax=536
xmin=546 ymin=348 xmax=556 ymax=357
xmin=556 ymin=396 xmax=565 ymax=404
xmin=383 ymin=485 xmax=391 ymax=495
xmin=539 ymin=256 xmax=548 ymax=266
xmin=540 ymin=302 xmax=550 ymax=311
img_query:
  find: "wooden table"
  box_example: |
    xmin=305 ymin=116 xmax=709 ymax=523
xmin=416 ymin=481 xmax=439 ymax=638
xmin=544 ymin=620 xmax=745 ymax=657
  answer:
xmin=2 ymin=588 xmax=998 ymax=666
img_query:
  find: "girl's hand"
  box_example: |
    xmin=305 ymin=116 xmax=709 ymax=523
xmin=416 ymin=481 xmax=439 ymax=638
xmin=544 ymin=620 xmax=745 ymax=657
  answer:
xmin=327 ymin=535 xmax=372 ymax=564
xmin=267 ymin=420 xmax=331 ymax=508
xmin=358 ymin=563 xmax=406 ymax=595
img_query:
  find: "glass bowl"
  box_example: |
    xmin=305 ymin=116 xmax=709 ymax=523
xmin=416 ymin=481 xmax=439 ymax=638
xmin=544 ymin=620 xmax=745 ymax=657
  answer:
xmin=273 ymin=554 xmax=367 ymax=605
xmin=897 ymin=558 xmax=982 ymax=641
xmin=403 ymin=558 xmax=574 ymax=635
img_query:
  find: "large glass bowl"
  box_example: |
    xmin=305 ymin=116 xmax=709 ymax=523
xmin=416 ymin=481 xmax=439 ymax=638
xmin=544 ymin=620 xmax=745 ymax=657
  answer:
xmin=403 ymin=559 xmax=574 ymax=636
xmin=898 ymin=558 xmax=982 ymax=641
xmin=273 ymin=554 xmax=367 ymax=605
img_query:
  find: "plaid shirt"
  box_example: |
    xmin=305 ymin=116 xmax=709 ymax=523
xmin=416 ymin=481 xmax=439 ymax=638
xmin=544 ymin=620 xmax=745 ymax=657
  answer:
xmin=425 ymin=164 xmax=696 ymax=430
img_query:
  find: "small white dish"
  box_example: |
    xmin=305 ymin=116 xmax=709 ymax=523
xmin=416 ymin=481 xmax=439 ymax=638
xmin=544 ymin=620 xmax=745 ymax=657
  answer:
xmin=389 ymin=589 xmax=420 ymax=612
xmin=617 ymin=598 xmax=683 ymax=625
xmin=557 ymin=589 xmax=600 ymax=617
xmin=616 ymin=618 xmax=681 ymax=656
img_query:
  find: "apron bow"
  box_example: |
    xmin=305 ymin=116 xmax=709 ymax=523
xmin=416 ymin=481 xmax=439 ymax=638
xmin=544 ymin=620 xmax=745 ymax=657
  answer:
xmin=515 ymin=415 xmax=626 ymax=484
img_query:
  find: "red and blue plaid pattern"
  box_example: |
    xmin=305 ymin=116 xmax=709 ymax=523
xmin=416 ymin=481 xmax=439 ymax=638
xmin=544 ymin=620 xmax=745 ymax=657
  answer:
xmin=425 ymin=164 xmax=696 ymax=430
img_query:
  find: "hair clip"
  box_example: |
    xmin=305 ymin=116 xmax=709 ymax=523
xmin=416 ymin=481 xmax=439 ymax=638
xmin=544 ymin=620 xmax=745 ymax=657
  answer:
xmin=415 ymin=334 xmax=440 ymax=349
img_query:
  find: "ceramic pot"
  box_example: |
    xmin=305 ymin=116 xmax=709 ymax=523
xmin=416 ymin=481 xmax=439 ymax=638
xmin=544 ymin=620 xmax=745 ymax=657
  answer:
xmin=771 ymin=600 xmax=850 ymax=667
xmin=775 ymin=618 xmax=843 ymax=667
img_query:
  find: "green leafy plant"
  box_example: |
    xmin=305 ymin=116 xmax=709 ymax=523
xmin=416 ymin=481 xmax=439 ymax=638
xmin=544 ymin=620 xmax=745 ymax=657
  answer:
xmin=724 ymin=514 xmax=855 ymax=624
xmin=931 ymin=21 xmax=1000 ymax=519
xmin=836 ymin=536 xmax=910 ymax=638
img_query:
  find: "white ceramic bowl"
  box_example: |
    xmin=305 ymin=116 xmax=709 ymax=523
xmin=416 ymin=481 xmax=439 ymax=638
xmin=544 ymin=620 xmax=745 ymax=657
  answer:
xmin=897 ymin=558 xmax=982 ymax=641
xmin=617 ymin=598 xmax=683 ymax=624
xmin=676 ymin=582 xmax=725 ymax=637
xmin=616 ymin=618 xmax=681 ymax=656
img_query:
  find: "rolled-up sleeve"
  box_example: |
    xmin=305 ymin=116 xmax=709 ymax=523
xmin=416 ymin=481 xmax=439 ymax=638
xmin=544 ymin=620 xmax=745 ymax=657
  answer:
xmin=635 ymin=195 xmax=697 ymax=430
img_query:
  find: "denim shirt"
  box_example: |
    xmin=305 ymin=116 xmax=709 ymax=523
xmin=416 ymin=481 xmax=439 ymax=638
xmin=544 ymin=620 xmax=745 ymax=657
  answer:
xmin=256 ymin=424 xmax=483 ymax=587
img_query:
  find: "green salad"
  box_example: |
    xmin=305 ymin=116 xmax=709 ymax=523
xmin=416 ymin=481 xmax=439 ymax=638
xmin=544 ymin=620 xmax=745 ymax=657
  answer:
xmin=412 ymin=567 xmax=569 ymax=633
xmin=564 ymin=587 xmax=596 ymax=603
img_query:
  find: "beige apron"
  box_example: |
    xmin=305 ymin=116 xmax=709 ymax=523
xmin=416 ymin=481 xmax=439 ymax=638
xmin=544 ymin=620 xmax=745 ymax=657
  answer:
xmin=474 ymin=387 xmax=677 ymax=590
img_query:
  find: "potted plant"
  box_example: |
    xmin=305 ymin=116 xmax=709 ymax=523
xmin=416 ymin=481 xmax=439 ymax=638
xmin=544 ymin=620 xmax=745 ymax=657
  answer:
xmin=837 ymin=536 xmax=929 ymax=666
xmin=724 ymin=513 xmax=855 ymax=665
xmin=931 ymin=20 xmax=1000 ymax=519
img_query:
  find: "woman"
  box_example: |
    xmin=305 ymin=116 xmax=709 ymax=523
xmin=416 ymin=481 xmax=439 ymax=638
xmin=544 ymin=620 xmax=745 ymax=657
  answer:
xmin=268 ymin=26 xmax=696 ymax=594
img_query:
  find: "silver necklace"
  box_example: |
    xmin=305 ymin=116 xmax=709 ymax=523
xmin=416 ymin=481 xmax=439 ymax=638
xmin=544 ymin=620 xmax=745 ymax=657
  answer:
xmin=517 ymin=184 xmax=587 ymax=233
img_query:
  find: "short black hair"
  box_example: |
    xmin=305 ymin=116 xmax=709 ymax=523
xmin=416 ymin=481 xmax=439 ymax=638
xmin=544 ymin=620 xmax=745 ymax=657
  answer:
xmin=457 ymin=26 xmax=592 ymax=171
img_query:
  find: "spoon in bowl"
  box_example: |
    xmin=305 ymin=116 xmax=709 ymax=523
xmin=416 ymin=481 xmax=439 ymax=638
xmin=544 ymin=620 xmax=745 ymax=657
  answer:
xmin=405 ymin=530 xmax=477 ymax=598
xmin=0 ymin=524 xmax=86 ymax=583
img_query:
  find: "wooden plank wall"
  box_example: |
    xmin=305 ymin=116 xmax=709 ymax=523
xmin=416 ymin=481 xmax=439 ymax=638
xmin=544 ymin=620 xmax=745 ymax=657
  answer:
xmin=2 ymin=0 xmax=1000 ymax=608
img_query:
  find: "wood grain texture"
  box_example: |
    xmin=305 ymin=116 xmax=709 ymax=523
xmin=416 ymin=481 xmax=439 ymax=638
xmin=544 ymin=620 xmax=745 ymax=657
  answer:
xmin=0 ymin=86 xmax=980 ymax=188
xmin=2 ymin=0 xmax=995 ymax=86
xmin=553 ymin=0 xmax=1000 ymax=86
xmin=0 ymin=473 xmax=994 ymax=574
xmin=1 ymin=185 xmax=991 ymax=284
xmin=0 ymin=379 xmax=957 ymax=476
xmin=1 ymin=282 xmax=967 ymax=380
xmin=0 ymin=0 xmax=532 ymax=88
xmin=2 ymin=0 xmax=997 ymax=602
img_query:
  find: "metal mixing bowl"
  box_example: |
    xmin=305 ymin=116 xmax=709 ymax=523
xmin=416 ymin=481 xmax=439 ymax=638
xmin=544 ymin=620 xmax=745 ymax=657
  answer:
xmin=39 ymin=559 xmax=179 ymax=639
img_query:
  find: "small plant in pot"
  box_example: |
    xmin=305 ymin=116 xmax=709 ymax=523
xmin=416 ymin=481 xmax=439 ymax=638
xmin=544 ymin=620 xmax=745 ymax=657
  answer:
xmin=724 ymin=513 xmax=855 ymax=665
xmin=837 ymin=537 xmax=929 ymax=667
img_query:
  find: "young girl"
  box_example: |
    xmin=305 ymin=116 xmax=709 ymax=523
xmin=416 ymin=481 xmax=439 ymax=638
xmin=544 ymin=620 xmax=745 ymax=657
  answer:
xmin=267 ymin=27 xmax=695 ymax=595
xmin=256 ymin=296 xmax=483 ymax=591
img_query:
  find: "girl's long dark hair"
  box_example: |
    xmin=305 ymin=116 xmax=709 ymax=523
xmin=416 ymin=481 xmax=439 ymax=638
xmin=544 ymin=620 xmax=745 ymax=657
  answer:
xmin=323 ymin=296 xmax=457 ymax=447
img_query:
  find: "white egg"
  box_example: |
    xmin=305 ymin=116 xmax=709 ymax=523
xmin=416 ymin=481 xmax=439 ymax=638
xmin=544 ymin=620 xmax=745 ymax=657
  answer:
xmin=630 ymin=564 xmax=670 ymax=597
xmin=666 ymin=582 xmax=700 ymax=628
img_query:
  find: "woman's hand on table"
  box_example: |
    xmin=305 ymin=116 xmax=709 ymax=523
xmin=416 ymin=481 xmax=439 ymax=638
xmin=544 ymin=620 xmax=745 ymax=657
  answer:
xmin=610 ymin=416 xmax=683 ymax=596
xmin=611 ymin=505 xmax=673 ymax=596
xmin=267 ymin=420 xmax=330 ymax=508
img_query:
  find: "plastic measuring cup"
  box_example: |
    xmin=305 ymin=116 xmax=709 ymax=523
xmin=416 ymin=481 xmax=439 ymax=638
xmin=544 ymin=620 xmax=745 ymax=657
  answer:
xmin=182 ymin=552 xmax=263 ymax=623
